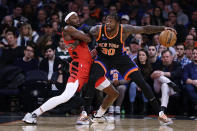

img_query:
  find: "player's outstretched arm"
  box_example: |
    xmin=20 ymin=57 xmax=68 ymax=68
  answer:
xmin=64 ymin=26 xmax=91 ymax=43
xmin=123 ymin=24 xmax=176 ymax=36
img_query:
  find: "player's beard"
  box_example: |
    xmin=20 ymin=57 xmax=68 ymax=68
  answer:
xmin=70 ymin=22 xmax=80 ymax=28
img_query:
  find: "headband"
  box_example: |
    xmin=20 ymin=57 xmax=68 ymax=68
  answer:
xmin=64 ymin=12 xmax=77 ymax=23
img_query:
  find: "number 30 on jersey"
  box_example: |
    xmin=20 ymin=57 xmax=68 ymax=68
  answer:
xmin=101 ymin=48 xmax=115 ymax=56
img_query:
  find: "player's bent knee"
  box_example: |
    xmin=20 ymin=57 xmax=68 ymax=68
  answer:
xmin=95 ymin=76 xmax=111 ymax=91
xmin=59 ymin=80 xmax=79 ymax=103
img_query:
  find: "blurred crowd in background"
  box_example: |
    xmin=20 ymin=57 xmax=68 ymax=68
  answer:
xmin=0 ymin=0 xmax=197 ymax=117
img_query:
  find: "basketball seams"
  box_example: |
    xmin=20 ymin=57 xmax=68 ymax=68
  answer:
xmin=159 ymin=30 xmax=177 ymax=47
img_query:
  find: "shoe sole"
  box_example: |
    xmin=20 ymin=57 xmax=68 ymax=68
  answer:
xmin=159 ymin=120 xmax=173 ymax=126
xmin=90 ymin=118 xmax=106 ymax=123
xmin=76 ymin=121 xmax=89 ymax=125
xmin=22 ymin=119 xmax=37 ymax=124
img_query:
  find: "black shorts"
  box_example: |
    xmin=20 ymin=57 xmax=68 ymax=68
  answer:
xmin=87 ymin=54 xmax=139 ymax=88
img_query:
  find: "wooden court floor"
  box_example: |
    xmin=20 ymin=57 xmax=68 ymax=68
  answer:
xmin=0 ymin=115 xmax=197 ymax=131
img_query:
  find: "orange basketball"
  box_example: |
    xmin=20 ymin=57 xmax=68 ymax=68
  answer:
xmin=159 ymin=30 xmax=177 ymax=47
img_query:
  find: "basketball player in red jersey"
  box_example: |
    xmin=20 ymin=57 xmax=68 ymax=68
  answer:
xmin=85 ymin=13 xmax=177 ymax=125
xmin=22 ymin=12 xmax=119 ymax=124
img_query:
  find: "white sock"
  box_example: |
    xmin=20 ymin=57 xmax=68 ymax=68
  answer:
xmin=95 ymin=106 xmax=107 ymax=117
xmin=159 ymin=111 xmax=164 ymax=116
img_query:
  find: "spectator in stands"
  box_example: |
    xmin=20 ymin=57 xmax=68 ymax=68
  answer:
xmin=185 ymin=46 xmax=193 ymax=61
xmin=108 ymin=4 xmax=117 ymax=15
xmin=129 ymin=49 xmax=151 ymax=115
xmin=88 ymin=0 xmax=102 ymax=21
xmin=39 ymin=44 xmax=64 ymax=93
xmin=151 ymin=7 xmax=165 ymax=26
xmin=17 ymin=23 xmax=39 ymax=47
xmin=128 ymin=39 xmax=141 ymax=60
xmin=120 ymin=15 xmax=130 ymax=24
xmin=79 ymin=5 xmax=97 ymax=26
xmin=48 ymin=0 xmax=62 ymax=18
xmin=107 ymin=68 xmax=127 ymax=114
xmin=189 ymin=10 xmax=197 ymax=31
xmin=157 ymin=45 xmax=167 ymax=60
xmin=36 ymin=34 xmax=53 ymax=58
xmin=141 ymin=13 xmax=151 ymax=26
xmin=11 ymin=4 xmax=28 ymax=23
xmin=183 ymin=47 xmax=197 ymax=115
xmin=29 ymin=0 xmax=44 ymax=11
xmin=100 ymin=0 xmax=111 ymax=16
xmin=52 ymin=21 xmax=60 ymax=35
xmin=55 ymin=36 xmax=70 ymax=62
xmin=42 ymin=23 xmax=53 ymax=36
xmin=184 ymin=34 xmax=197 ymax=48
xmin=157 ymin=44 xmax=176 ymax=60
xmin=33 ymin=9 xmax=47 ymax=33
xmin=188 ymin=27 xmax=197 ymax=41
xmin=128 ymin=8 xmax=138 ymax=26
xmin=151 ymin=50 xmax=182 ymax=114
xmin=0 ymin=28 xmax=24 ymax=65
xmin=0 ymin=24 xmax=10 ymax=46
xmin=152 ymin=34 xmax=160 ymax=49
xmin=23 ymin=4 xmax=37 ymax=26
xmin=0 ymin=0 xmax=9 ymax=22
xmin=171 ymin=2 xmax=189 ymax=26
xmin=174 ymin=43 xmax=191 ymax=69
xmin=155 ymin=0 xmax=171 ymax=20
xmin=137 ymin=0 xmax=152 ymax=20
xmin=50 ymin=13 xmax=60 ymax=23
xmin=1 ymin=15 xmax=18 ymax=28
xmin=148 ymin=45 xmax=158 ymax=64
xmin=166 ymin=11 xmax=187 ymax=43
xmin=14 ymin=43 xmax=39 ymax=73
xmin=68 ymin=2 xmax=79 ymax=13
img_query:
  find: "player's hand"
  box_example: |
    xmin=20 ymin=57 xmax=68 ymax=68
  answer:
xmin=192 ymin=80 xmax=197 ymax=87
xmin=112 ymin=80 xmax=120 ymax=87
xmin=164 ymin=27 xmax=177 ymax=34
xmin=90 ymin=48 xmax=98 ymax=59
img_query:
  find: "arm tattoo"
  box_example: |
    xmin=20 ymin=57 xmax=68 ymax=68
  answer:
xmin=123 ymin=24 xmax=165 ymax=35
xmin=142 ymin=25 xmax=165 ymax=34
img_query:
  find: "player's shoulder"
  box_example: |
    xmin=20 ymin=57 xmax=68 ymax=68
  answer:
xmin=90 ymin=25 xmax=101 ymax=31
xmin=122 ymin=24 xmax=134 ymax=29
xmin=64 ymin=25 xmax=75 ymax=32
xmin=90 ymin=25 xmax=102 ymax=35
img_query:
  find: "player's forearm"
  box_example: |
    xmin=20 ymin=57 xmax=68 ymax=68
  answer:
xmin=142 ymin=25 xmax=165 ymax=34
xmin=186 ymin=78 xmax=194 ymax=85
xmin=119 ymin=80 xmax=130 ymax=85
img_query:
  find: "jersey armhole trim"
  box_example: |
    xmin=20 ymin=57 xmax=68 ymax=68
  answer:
xmin=120 ymin=24 xmax=123 ymax=44
xmin=96 ymin=25 xmax=102 ymax=41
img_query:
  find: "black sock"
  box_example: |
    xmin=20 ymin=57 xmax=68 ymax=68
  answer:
xmin=149 ymin=97 xmax=160 ymax=114
xmin=84 ymin=97 xmax=93 ymax=114
xmin=32 ymin=113 xmax=37 ymax=118
xmin=160 ymin=106 xmax=167 ymax=113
